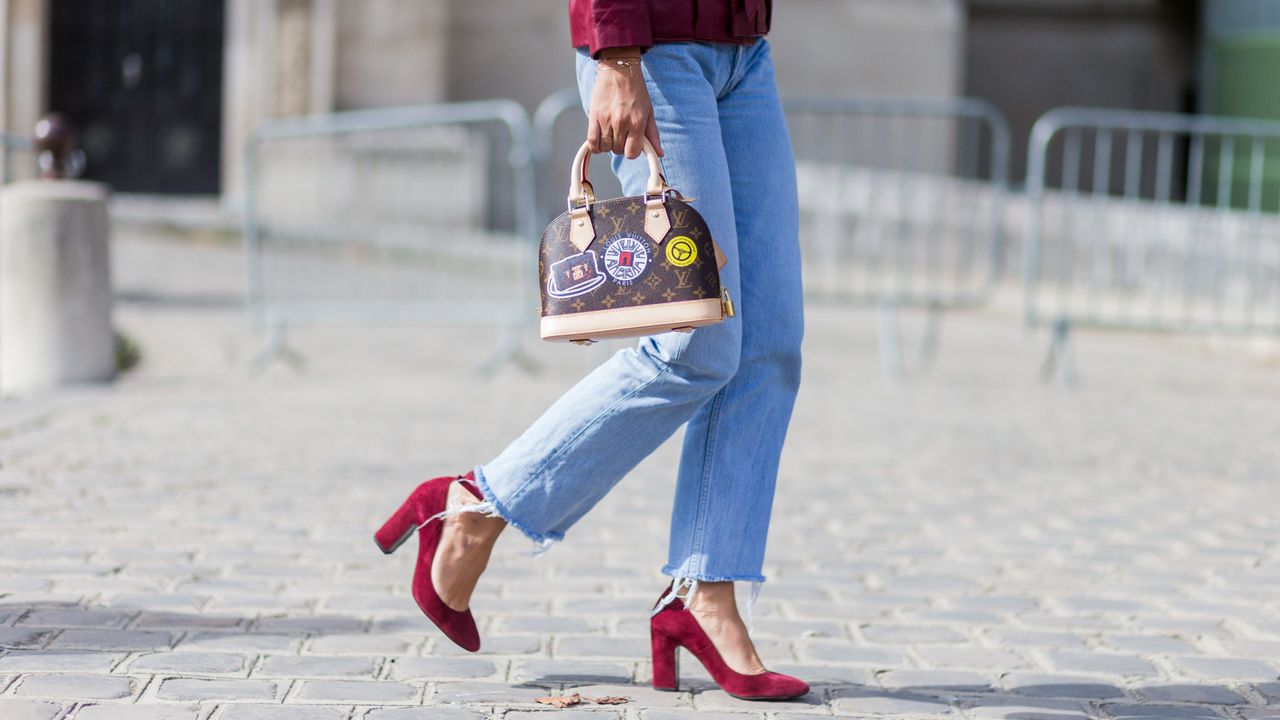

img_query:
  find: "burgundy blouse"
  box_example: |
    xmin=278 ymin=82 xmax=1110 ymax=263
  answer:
xmin=570 ymin=0 xmax=771 ymax=58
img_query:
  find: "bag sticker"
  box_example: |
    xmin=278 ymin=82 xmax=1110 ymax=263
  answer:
xmin=547 ymin=249 xmax=606 ymax=299
xmin=665 ymin=235 xmax=698 ymax=268
xmin=602 ymin=233 xmax=650 ymax=286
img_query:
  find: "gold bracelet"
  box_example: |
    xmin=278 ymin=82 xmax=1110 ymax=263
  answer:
xmin=598 ymin=57 xmax=642 ymax=71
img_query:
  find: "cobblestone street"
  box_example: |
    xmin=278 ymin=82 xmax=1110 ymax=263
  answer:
xmin=1 ymin=231 xmax=1278 ymax=719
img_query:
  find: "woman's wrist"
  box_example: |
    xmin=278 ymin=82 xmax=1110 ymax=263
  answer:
xmin=597 ymin=46 xmax=643 ymax=79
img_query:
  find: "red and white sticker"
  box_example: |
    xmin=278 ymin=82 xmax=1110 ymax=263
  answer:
xmin=602 ymin=233 xmax=650 ymax=286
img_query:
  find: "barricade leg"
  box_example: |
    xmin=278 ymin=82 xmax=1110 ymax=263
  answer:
xmin=249 ymin=322 xmax=306 ymax=375
xmin=877 ymin=301 xmax=904 ymax=381
xmin=876 ymin=300 xmax=949 ymax=380
xmin=918 ymin=301 xmax=943 ymax=373
xmin=475 ymin=318 xmax=541 ymax=379
xmin=1040 ymin=318 xmax=1076 ymax=387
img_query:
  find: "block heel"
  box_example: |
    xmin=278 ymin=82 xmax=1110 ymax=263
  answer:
xmin=373 ymin=504 xmax=418 ymax=554
xmin=651 ymin=628 xmax=680 ymax=691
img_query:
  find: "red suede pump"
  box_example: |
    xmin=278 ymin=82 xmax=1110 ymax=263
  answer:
xmin=374 ymin=472 xmax=484 ymax=652
xmin=650 ymin=591 xmax=810 ymax=700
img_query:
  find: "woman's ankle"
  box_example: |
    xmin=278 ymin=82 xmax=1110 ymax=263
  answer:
xmin=683 ymin=580 xmax=734 ymax=612
xmin=460 ymin=513 xmax=506 ymax=545
xmin=448 ymin=482 xmax=507 ymax=542
xmin=678 ymin=581 xmax=767 ymax=674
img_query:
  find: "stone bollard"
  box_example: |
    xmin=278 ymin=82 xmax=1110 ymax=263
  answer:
xmin=0 ymin=179 xmax=114 ymax=395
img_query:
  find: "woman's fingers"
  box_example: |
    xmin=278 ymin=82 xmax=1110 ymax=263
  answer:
xmin=614 ymin=122 xmax=634 ymax=157
xmin=591 ymin=113 xmax=655 ymax=159
xmin=588 ymin=116 xmax=627 ymax=156
xmin=587 ymin=117 xmax=605 ymax=155
xmin=644 ymin=116 xmax=664 ymax=158
xmin=623 ymin=127 xmax=644 ymax=160
xmin=586 ymin=67 xmax=657 ymax=159
xmin=587 ymin=116 xmax=627 ymax=156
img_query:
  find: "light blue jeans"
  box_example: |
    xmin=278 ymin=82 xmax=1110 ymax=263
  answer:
xmin=473 ymin=38 xmax=802 ymax=589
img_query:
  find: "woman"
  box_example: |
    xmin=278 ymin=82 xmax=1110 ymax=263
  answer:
xmin=375 ymin=0 xmax=806 ymax=700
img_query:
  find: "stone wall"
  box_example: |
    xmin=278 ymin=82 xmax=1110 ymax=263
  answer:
xmin=439 ymin=0 xmax=965 ymax=109
xmin=770 ymin=0 xmax=965 ymax=99
xmin=444 ymin=0 xmax=573 ymax=112
xmin=965 ymin=0 xmax=1198 ymax=183
xmin=3 ymin=0 xmax=967 ymax=205
xmin=334 ymin=0 xmax=448 ymax=110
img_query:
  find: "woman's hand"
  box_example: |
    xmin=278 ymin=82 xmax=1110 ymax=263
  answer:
xmin=588 ymin=47 xmax=664 ymax=159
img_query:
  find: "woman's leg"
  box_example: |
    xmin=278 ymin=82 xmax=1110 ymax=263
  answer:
xmin=434 ymin=42 xmax=800 ymax=683
xmin=661 ymin=37 xmax=804 ymax=665
xmin=433 ymin=44 xmax=754 ymax=611
xmin=461 ymin=42 xmax=745 ymax=554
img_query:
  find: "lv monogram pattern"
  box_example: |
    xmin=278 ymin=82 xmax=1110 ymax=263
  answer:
xmin=540 ymin=196 xmax=721 ymax=318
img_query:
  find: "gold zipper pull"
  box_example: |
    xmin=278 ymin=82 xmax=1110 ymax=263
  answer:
xmin=720 ymin=288 xmax=735 ymax=318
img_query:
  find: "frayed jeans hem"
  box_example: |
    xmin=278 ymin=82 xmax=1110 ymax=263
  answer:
xmin=653 ymin=570 xmax=768 ymax=637
xmin=472 ymin=465 xmax=563 ymax=555
xmin=660 ymin=565 xmax=766 ymax=584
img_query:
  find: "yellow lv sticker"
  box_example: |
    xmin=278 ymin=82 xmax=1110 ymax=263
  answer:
xmin=664 ymin=235 xmax=698 ymax=268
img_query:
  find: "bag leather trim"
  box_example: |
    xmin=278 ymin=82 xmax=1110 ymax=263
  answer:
xmin=644 ymin=197 xmax=671 ymax=244
xmin=540 ymin=298 xmax=724 ymax=341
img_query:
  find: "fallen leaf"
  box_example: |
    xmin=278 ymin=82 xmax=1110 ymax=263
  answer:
xmin=591 ymin=696 xmax=630 ymax=705
xmin=535 ymin=693 xmax=583 ymax=708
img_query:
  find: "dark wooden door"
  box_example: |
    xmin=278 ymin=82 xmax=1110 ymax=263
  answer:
xmin=49 ymin=0 xmax=225 ymax=194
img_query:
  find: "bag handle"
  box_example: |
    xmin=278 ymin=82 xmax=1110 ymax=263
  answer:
xmin=566 ymin=138 xmax=673 ymax=251
xmin=567 ymin=138 xmax=668 ymax=208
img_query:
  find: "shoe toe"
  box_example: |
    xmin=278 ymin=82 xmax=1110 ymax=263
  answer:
xmin=442 ymin=611 xmax=482 ymax=653
xmin=768 ymin=673 xmax=810 ymax=699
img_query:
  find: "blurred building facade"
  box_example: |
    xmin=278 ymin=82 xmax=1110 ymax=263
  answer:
xmin=966 ymin=0 xmax=1198 ymax=181
xmin=0 ymin=0 xmax=1276 ymax=200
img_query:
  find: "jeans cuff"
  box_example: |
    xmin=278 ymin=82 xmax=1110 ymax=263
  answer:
xmin=660 ymin=564 xmax=766 ymax=584
xmin=472 ymin=465 xmax=564 ymax=556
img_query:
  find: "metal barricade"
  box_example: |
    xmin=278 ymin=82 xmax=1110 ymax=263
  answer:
xmin=1025 ymin=107 xmax=1280 ymax=383
xmin=784 ymin=97 xmax=1011 ymax=377
xmin=529 ymin=90 xmax=1008 ymax=376
xmin=533 ymin=91 xmax=1012 ymax=377
xmin=242 ymin=101 xmax=538 ymax=372
xmin=533 ymin=89 xmax=588 ymax=224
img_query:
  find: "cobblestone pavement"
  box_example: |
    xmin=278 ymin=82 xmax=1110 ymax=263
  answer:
xmin=1 ymin=231 xmax=1279 ymax=719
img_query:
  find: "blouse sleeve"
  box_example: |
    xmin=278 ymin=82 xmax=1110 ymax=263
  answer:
xmin=589 ymin=0 xmax=654 ymax=57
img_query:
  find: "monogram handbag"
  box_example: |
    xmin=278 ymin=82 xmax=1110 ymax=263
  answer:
xmin=539 ymin=139 xmax=733 ymax=344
